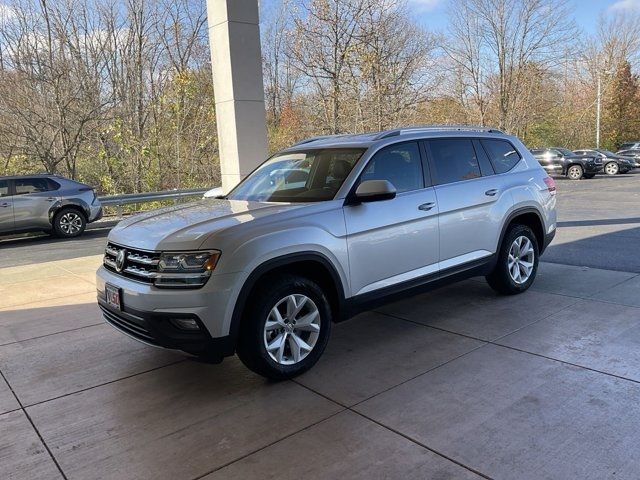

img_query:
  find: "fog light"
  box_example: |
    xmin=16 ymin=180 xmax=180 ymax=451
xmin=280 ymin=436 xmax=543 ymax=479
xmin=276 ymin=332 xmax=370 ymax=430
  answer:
xmin=171 ymin=318 xmax=200 ymax=331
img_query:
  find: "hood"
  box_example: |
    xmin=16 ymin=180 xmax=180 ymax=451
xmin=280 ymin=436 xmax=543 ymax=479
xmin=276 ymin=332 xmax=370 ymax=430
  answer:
xmin=108 ymin=199 xmax=304 ymax=251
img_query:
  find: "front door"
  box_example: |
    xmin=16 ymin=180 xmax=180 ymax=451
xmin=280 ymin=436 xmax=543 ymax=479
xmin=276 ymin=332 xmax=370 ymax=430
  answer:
xmin=0 ymin=180 xmax=13 ymax=233
xmin=344 ymin=141 xmax=439 ymax=296
xmin=12 ymin=177 xmax=60 ymax=230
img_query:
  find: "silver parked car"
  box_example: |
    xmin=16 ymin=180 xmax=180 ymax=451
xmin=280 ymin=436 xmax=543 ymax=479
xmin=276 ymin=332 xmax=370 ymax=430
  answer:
xmin=96 ymin=126 xmax=557 ymax=379
xmin=0 ymin=174 xmax=102 ymax=238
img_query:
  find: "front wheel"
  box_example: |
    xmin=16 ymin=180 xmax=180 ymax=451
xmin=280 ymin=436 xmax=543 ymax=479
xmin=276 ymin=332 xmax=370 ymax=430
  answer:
xmin=236 ymin=274 xmax=332 ymax=380
xmin=604 ymin=162 xmax=619 ymax=175
xmin=486 ymin=224 xmax=539 ymax=295
xmin=567 ymin=165 xmax=583 ymax=180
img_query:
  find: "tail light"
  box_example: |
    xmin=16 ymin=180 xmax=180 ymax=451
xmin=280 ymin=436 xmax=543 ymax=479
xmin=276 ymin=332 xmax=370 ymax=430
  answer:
xmin=543 ymin=176 xmax=556 ymax=195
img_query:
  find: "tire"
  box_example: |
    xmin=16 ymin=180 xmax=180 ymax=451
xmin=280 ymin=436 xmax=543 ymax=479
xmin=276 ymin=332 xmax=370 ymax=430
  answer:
xmin=52 ymin=208 xmax=86 ymax=238
xmin=236 ymin=274 xmax=332 ymax=380
xmin=486 ymin=224 xmax=539 ymax=295
xmin=583 ymin=173 xmax=595 ymax=179
xmin=566 ymin=164 xmax=583 ymax=180
xmin=604 ymin=162 xmax=619 ymax=175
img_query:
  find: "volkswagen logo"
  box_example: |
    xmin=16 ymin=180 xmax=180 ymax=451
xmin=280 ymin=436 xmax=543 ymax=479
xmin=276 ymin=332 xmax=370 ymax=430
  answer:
xmin=115 ymin=249 xmax=127 ymax=272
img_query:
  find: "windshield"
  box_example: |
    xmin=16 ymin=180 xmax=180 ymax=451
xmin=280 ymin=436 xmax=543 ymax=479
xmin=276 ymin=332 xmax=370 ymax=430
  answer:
xmin=556 ymin=148 xmax=574 ymax=156
xmin=597 ymin=149 xmax=617 ymax=156
xmin=227 ymin=148 xmax=365 ymax=202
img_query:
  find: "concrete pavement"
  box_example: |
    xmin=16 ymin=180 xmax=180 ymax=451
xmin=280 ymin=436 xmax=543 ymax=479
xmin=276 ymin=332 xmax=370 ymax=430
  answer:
xmin=1 ymin=254 xmax=640 ymax=479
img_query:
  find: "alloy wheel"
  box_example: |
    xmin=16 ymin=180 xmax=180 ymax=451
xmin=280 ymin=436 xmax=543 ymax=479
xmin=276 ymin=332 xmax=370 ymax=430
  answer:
xmin=263 ymin=294 xmax=321 ymax=365
xmin=59 ymin=212 xmax=83 ymax=235
xmin=567 ymin=166 xmax=582 ymax=179
xmin=605 ymin=162 xmax=619 ymax=175
xmin=508 ymin=235 xmax=535 ymax=284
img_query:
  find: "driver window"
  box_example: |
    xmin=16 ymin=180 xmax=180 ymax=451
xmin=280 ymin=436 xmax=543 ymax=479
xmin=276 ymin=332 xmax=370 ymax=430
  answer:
xmin=361 ymin=142 xmax=424 ymax=193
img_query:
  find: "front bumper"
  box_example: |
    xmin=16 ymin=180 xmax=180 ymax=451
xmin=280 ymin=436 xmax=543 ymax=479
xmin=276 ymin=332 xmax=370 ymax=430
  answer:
xmin=97 ymin=299 xmax=233 ymax=358
xmin=96 ymin=265 xmax=241 ymax=358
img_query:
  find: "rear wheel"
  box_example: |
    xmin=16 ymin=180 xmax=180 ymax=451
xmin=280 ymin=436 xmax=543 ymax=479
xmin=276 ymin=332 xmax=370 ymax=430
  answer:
xmin=486 ymin=224 xmax=539 ymax=295
xmin=236 ymin=274 xmax=332 ymax=380
xmin=604 ymin=161 xmax=619 ymax=175
xmin=567 ymin=165 xmax=583 ymax=180
xmin=52 ymin=208 xmax=86 ymax=238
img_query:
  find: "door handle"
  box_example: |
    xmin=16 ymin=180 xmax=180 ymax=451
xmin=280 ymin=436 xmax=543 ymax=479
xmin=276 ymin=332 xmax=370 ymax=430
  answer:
xmin=485 ymin=189 xmax=498 ymax=196
xmin=418 ymin=202 xmax=436 ymax=211
xmin=46 ymin=197 xmax=57 ymax=201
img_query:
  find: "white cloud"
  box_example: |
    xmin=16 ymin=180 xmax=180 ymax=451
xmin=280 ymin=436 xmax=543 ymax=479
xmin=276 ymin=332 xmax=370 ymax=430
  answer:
xmin=610 ymin=0 xmax=640 ymax=11
xmin=408 ymin=0 xmax=442 ymax=12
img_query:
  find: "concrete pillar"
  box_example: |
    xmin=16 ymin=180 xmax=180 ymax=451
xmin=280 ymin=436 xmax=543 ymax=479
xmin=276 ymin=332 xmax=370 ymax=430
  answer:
xmin=206 ymin=0 xmax=268 ymax=192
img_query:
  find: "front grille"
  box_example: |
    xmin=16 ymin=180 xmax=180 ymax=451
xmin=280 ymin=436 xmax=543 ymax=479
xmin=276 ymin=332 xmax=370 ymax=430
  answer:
xmin=100 ymin=304 xmax=157 ymax=345
xmin=104 ymin=242 xmax=160 ymax=284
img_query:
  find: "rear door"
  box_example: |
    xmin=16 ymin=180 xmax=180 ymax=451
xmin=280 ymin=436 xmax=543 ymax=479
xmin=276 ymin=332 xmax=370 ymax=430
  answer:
xmin=425 ymin=137 xmax=515 ymax=270
xmin=0 ymin=179 xmax=13 ymax=233
xmin=344 ymin=141 xmax=440 ymax=296
xmin=12 ymin=177 xmax=61 ymax=230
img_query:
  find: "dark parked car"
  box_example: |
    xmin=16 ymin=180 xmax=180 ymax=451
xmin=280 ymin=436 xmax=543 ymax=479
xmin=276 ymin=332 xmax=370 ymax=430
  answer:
xmin=0 ymin=174 xmax=102 ymax=238
xmin=616 ymin=149 xmax=640 ymax=168
xmin=573 ymin=149 xmax=635 ymax=175
xmin=530 ymin=147 xmax=602 ymax=180
xmin=619 ymin=142 xmax=640 ymax=151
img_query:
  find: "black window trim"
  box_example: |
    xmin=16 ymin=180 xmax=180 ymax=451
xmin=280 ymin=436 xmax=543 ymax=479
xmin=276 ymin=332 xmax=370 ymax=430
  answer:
xmin=349 ymin=140 xmax=428 ymax=198
xmin=472 ymin=139 xmax=496 ymax=177
xmin=423 ymin=136 xmax=485 ymax=186
xmin=0 ymin=179 xmax=11 ymax=198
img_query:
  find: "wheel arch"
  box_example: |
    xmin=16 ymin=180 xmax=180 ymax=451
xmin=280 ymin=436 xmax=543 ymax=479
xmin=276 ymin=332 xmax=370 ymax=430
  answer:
xmin=48 ymin=199 xmax=90 ymax=224
xmin=228 ymin=252 xmax=347 ymax=349
xmin=498 ymin=208 xmax=546 ymax=255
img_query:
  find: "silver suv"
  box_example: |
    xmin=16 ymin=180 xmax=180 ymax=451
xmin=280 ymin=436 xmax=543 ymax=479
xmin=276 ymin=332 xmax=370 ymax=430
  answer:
xmin=0 ymin=174 xmax=102 ymax=238
xmin=96 ymin=127 xmax=557 ymax=379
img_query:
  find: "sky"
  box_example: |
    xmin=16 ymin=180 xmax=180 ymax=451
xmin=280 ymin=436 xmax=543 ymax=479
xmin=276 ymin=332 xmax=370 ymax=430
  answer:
xmin=407 ymin=0 xmax=640 ymax=32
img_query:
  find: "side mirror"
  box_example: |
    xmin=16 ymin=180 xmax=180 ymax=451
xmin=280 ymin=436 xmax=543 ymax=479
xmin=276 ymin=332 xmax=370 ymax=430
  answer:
xmin=353 ymin=180 xmax=397 ymax=203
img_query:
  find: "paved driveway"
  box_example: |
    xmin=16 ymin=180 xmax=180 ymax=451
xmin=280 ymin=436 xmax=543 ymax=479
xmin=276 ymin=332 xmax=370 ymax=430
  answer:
xmin=1 ymin=253 xmax=640 ymax=479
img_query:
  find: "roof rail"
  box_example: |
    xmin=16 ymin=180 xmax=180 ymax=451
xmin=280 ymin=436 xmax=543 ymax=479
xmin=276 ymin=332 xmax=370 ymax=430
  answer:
xmin=374 ymin=125 xmax=504 ymax=140
xmin=292 ymin=133 xmax=356 ymax=146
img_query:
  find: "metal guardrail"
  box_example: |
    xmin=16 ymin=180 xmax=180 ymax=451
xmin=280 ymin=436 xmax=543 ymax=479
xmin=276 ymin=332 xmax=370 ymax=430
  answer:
xmin=98 ymin=188 xmax=211 ymax=206
xmin=98 ymin=187 xmax=221 ymax=216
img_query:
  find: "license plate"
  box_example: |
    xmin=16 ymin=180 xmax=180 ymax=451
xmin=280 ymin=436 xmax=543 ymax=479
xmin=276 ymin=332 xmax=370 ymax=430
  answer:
xmin=105 ymin=283 xmax=122 ymax=311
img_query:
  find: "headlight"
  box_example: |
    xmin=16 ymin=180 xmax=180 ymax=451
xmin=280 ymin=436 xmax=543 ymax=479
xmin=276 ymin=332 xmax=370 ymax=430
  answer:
xmin=155 ymin=250 xmax=221 ymax=288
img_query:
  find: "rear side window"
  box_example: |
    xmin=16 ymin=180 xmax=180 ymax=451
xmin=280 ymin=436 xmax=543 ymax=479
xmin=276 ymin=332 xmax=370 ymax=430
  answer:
xmin=14 ymin=178 xmax=55 ymax=195
xmin=361 ymin=142 xmax=424 ymax=193
xmin=428 ymin=139 xmax=481 ymax=185
xmin=481 ymin=140 xmax=521 ymax=174
xmin=0 ymin=180 xmax=8 ymax=197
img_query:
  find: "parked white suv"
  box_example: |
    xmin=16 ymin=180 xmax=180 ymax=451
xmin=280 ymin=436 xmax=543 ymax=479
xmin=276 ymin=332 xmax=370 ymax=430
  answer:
xmin=96 ymin=126 xmax=557 ymax=379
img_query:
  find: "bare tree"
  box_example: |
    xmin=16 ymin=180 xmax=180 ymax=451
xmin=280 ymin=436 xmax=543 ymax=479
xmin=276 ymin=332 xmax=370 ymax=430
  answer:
xmin=289 ymin=0 xmax=369 ymax=133
xmin=350 ymin=0 xmax=439 ymax=130
xmin=445 ymin=0 xmax=576 ymax=132
xmin=0 ymin=0 xmax=107 ymax=176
